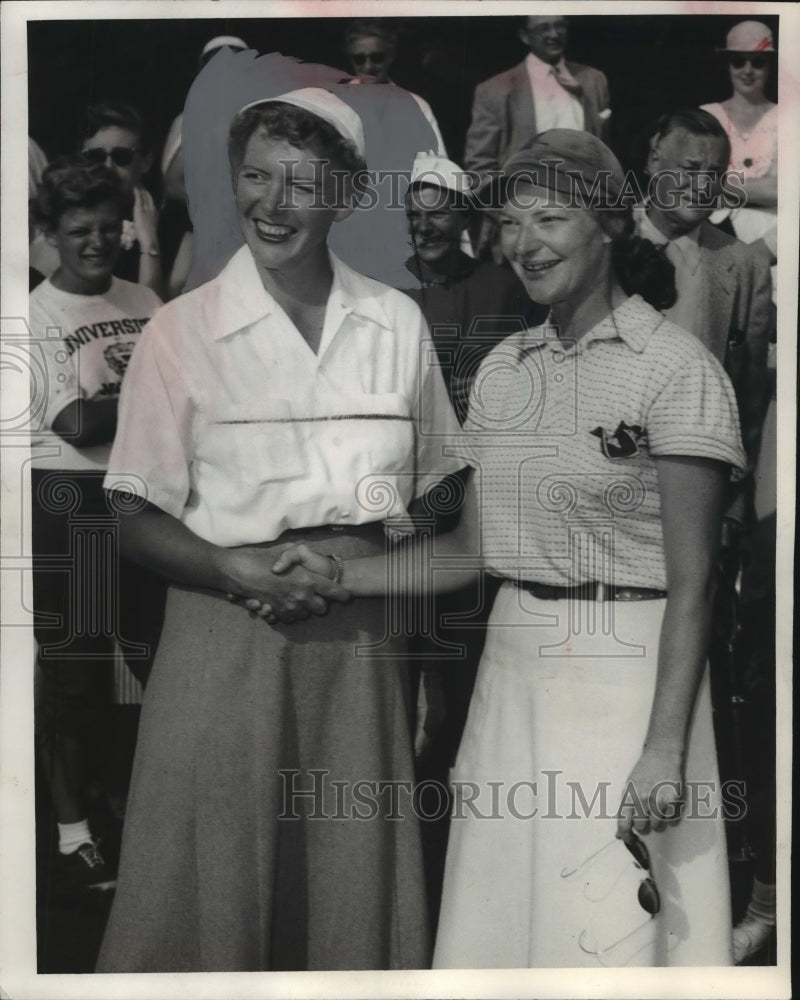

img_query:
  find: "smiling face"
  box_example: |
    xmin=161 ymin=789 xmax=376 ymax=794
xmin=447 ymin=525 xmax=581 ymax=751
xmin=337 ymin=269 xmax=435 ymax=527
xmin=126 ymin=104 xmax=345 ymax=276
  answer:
xmin=728 ymin=53 xmax=770 ymax=99
xmin=499 ymin=182 xmax=609 ymax=306
xmin=234 ymin=127 xmax=351 ymax=280
xmin=519 ymin=16 xmax=568 ymax=65
xmin=405 ymin=184 xmax=468 ymax=269
xmin=49 ymin=201 xmax=122 ymax=295
xmin=346 ymin=34 xmax=394 ymax=83
xmin=646 ymin=126 xmax=729 ymax=238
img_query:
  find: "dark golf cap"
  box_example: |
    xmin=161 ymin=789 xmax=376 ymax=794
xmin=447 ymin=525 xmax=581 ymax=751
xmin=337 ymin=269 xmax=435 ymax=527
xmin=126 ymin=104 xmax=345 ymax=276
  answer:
xmin=481 ymin=129 xmax=626 ymax=210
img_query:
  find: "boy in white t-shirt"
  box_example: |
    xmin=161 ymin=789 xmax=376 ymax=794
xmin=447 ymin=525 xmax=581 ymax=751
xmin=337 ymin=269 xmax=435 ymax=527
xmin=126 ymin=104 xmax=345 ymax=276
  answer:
xmin=29 ymin=157 xmax=163 ymax=898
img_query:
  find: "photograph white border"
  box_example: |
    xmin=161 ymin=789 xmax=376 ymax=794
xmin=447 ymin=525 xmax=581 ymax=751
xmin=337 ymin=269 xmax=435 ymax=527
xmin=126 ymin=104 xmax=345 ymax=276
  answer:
xmin=1 ymin=2 xmax=795 ymax=998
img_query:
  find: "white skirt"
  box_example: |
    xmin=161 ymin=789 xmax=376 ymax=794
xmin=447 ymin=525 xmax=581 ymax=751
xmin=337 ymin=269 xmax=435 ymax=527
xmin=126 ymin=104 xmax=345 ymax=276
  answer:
xmin=433 ymin=582 xmax=733 ymax=968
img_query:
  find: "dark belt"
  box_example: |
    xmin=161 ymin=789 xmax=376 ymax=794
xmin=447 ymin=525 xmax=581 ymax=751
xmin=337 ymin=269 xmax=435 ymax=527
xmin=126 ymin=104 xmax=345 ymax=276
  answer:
xmin=516 ymin=580 xmax=667 ymax=602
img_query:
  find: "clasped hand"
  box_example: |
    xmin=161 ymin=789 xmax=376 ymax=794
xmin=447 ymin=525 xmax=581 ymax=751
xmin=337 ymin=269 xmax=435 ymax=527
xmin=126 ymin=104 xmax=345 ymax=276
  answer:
xmin=225 ymin=543 xmax=348 ymax=624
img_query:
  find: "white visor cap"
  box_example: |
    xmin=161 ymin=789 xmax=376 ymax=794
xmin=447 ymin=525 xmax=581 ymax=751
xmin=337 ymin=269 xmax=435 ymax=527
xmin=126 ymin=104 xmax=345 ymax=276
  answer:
xmin=410 ymin=151 xmax=476 ymax=196
xmin=238 ymin=87 xmax=366 ymax=161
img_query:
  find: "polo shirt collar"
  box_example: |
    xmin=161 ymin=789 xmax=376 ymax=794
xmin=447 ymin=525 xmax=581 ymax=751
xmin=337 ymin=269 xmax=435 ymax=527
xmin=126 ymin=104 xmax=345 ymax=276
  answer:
xmin=519 ymin=296 xmax=661 ymax=357
xmin=212 ymin=245 xmax=395 ymax=341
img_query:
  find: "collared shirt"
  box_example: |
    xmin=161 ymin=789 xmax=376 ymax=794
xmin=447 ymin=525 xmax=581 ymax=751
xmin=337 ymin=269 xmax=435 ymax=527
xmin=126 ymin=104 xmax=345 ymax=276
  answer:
xmin=525 ymin=52 xmax=584 ymax=133
xmin=105 ymin=246 xmax=463 ymax=547
xmin=455 ymin=296 xmax=746 ymax=589
xmin=635 ymin=206 xmax=708 ymax=341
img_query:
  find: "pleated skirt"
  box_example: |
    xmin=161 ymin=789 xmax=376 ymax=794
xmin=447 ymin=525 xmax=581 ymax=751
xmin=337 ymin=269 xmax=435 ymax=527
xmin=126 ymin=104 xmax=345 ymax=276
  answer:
xmin=433 ymin=581 xmax=733 ymax=968
xmin=97 ymin=527 xmax=430 ymax=972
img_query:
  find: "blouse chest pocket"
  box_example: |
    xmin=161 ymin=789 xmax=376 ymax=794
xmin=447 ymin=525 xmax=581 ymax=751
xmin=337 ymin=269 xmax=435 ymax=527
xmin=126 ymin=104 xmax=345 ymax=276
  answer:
xmin=197 ymin=399 xmax=306 ymax=485
xmin=339 ymin=392 xmax=415 ymax=473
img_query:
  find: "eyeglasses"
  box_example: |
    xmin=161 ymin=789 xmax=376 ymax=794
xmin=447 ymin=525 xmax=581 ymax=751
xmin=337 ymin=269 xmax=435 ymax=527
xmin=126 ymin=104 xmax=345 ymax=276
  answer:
xmin=621 ymin=833 xmax=660 ymax=915
xmin=561 ymin=833 xmax=663 ymax=965
xmin=560 ymin=833 xmax=660 ymax=916
xmin=83 ymin=146 xmax=138 ymax=168
xmin=350 ymin=52 xmax=387 ymax=66
xmin=525 ymin=23 xmax=568 ymax=36
xmin=728 ymin=54 xmax=768 ymax=69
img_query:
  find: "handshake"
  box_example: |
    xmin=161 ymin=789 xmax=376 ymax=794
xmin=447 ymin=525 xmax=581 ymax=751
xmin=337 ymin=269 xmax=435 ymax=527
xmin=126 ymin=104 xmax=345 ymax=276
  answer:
xmin=224 ymin=542 xmax=351 ymax=625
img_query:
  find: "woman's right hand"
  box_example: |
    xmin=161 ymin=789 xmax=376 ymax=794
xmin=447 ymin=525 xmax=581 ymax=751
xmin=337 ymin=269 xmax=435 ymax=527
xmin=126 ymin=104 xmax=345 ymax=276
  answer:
xmin=221 ymin=545 xmax=349 ymax=623
xmin=271 ymin=543 xmax=337 ymax=579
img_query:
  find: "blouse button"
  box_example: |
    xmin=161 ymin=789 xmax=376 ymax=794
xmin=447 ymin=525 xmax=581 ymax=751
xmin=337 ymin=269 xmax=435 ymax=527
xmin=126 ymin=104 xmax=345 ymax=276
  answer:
xmin=743 ymin=157 xmax=753 ymax=168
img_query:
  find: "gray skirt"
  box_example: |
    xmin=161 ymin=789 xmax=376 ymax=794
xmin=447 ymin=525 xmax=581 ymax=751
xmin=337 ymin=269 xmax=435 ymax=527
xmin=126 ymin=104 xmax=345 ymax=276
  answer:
xmin=97 ymin=526 xmax=430 ymax=972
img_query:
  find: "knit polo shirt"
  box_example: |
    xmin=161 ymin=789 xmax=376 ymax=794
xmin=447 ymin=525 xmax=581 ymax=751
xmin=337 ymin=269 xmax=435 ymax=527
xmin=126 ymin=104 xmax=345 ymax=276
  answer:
xmin=456 ymin=295 xmax=746 ymax=589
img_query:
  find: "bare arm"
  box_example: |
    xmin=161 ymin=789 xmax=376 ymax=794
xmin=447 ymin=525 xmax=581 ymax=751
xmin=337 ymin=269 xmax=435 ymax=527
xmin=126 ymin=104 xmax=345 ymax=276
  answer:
xmin=115 ymin=502 xmax=350 ymax=622
xmin=52 ymin=398 xmax=118 ymax=448
xmin=132 ymin=187 xmax=166 ymax=299
xmin=272 ymin=469 xmax=483 ymax=597
xmin=166 ymin=231 xmax=193 ymax=301
xmin=740 ymin=173 xmax=777 ymax=208
xmin=617 ymin=455 xmax=727 ymax=838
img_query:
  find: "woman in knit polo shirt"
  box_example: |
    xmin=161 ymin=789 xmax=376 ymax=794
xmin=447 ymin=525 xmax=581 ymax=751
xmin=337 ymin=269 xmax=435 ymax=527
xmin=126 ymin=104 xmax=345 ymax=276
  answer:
xmin=275 ymin=130 xmax=746 ymax=967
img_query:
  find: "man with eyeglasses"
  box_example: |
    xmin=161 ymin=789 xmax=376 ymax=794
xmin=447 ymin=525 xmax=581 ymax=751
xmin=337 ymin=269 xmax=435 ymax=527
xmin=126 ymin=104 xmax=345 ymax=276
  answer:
xmin=343 ymin=19 xmax=446 ymax=155
xmin=636 ymin=109 xmax=773 ymax=477
xmin=80 ymin=100 xmax=164 ymax=298
xmin=464 ymin=16 xmax=611 ymax=183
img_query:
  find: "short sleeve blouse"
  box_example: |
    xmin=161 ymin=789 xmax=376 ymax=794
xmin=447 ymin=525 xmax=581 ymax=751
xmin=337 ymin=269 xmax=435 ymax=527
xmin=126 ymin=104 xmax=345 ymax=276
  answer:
xmin=105 ymin=247 xmax=463 ymax=547
xmin=454 ymin=296 xmax=746 ymax=589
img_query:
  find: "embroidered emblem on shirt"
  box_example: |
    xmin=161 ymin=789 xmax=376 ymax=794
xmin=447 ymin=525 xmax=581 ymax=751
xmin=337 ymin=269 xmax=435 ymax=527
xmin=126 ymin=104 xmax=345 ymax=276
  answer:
xmin=591 ymin=422 xmax=644 ymax=460
xmin=104 ymin=340 xmax=136 ymax=378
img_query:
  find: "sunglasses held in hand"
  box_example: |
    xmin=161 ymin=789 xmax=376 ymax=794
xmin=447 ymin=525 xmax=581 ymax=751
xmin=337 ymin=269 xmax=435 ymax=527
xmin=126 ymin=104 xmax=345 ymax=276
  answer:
xmin=83 ymin=146 xmax=139 ymax=167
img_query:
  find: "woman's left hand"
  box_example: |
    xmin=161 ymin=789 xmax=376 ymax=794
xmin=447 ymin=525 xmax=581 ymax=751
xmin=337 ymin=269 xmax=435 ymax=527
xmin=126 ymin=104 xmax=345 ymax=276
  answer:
xmin=617 ymin=745 xmax=685 ymax=840
xmin=132 ymin=186 xmax=160 ymax=252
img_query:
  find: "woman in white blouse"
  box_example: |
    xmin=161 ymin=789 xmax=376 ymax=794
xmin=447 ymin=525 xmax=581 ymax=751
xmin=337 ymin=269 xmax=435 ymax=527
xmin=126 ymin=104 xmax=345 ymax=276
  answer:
xmin=96 ymin=87 xmax=462 ymax=972
xmin=701 ymin=19 xmax=778 ymax=252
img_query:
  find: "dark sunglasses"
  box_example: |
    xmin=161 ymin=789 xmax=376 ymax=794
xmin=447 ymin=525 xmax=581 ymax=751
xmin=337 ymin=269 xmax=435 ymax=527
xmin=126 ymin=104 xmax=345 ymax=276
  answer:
xmin=350 ymin=51 xmax=387 ymax=66
xmin=84 ymin=146 xmax=138 ymax=168
xmin=728 ymin=54 xmax=768 ymax=70
xmin=622 ymin=833 xmax=661 ymax=916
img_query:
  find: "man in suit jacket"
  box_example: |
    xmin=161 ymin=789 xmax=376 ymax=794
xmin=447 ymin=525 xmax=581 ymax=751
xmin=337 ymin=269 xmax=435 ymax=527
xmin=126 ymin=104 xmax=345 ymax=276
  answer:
xmin=464 ymin=16 xmax=611 ymax=179
xmin=637 ymin=108 xmax=773 ymax=468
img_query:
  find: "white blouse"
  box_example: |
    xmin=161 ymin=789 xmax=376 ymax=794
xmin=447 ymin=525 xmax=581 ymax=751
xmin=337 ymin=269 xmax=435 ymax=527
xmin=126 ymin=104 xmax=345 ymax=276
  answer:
xmin=105 ymin=246 xmax=463 ymax=547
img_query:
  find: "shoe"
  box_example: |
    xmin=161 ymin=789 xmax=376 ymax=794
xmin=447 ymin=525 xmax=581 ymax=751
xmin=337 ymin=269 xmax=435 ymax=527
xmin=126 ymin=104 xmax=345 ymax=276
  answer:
xmin=733 ymin=913 xmax=774 ymax=964
xmin=54 ymin=839 xmax=117 ymax=894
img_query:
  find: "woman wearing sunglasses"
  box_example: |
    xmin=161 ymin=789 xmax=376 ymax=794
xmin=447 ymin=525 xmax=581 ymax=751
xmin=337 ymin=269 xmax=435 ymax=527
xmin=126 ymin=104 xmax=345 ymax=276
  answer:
xmin=80 ymin=100 xmax=165 ymax=298
xmin=701 ymin=20 xmax=777 ymax=252
xmin=275 ymin=130 xmax=746 ymax=967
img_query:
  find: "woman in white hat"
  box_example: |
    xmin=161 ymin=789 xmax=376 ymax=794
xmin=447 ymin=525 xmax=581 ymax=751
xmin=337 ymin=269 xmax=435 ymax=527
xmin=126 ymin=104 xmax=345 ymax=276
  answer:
xmin=275 ymin=129 xmax=747 ymax=967
xmin=96 ymin=85 xmax=462 ymax=971
xmin=701 ymin=20 xmax=777 ymax=250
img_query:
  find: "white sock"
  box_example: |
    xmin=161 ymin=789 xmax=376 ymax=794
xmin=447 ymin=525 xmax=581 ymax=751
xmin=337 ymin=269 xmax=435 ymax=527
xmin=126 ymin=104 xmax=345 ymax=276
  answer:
xmin=746 ymin=877 xmax=776 ymax=926
xmin=58 ymin=818 xmax=92 ymax=855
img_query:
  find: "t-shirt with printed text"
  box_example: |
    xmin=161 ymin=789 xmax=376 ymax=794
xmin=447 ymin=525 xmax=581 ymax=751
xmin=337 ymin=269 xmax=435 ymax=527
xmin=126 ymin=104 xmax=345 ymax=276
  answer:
xmin=29 ymin=276 xmax=162 ymax=471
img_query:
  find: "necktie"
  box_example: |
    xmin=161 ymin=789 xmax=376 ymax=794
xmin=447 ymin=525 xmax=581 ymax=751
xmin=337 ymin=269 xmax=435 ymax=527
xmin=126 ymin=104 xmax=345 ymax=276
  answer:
xmin=551 ymin=63 xmax=583 ymax=99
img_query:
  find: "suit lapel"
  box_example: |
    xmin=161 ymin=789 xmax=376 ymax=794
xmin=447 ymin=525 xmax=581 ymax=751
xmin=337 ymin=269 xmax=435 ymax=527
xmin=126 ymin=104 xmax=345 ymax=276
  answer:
xmin=698 ymin=227 xmax=738 ymax=356
xmin=509 ymin=61 xmax=537 ymax=152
